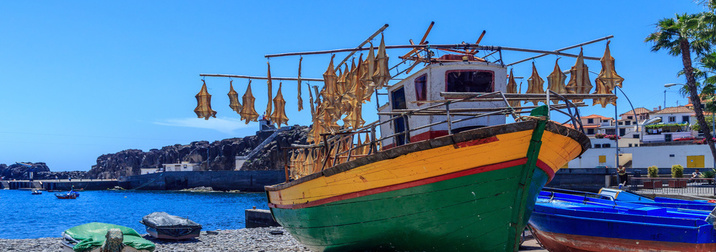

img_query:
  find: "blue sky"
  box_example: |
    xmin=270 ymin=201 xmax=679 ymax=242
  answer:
xmin=0 ymin=1 xmax=708 ymax=171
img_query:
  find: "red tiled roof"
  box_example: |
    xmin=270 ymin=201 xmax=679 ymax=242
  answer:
xmin=619 ymin=107 xmax=651 ymax=116
xmin=582 ymin=114 xmax=613 ymax=120
xmin=653 ymin=106 xmax=693 ymax=114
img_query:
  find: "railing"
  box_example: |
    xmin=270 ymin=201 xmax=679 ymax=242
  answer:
xmin=628 ymin=177 xmax=716 ymax=196
xmin=283 ymin=91 xmax=595 ymax=181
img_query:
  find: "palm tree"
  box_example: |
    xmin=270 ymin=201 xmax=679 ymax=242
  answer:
xmin=645 ymin=13 xmax=716 ymax=162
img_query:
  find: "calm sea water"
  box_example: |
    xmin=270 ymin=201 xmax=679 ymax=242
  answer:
xmin=0 ymin=189 xmax=268 ymax=239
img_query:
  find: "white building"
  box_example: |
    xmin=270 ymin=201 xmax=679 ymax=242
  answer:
xmin=162 ymin=161 xmax=200 ymax=172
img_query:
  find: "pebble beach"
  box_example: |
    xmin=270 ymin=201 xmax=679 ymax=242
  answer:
xmin=0 ymin=227 xmax=311 ymax=252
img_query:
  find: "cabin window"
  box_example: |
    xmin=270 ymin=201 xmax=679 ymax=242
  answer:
xmin=414 ymin=74 xmax=427 ymax=102
xmin=445 ymin=70 xmax=493 ymax=92
xmin=391 ymin=87 xmax=408 ymax=146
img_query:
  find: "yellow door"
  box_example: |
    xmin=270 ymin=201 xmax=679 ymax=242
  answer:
xmin=687 ymin=155 xmax=705 ymax=168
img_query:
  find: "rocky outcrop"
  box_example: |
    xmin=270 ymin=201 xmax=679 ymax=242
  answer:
xmin=0 ymin=162 xmax=84 ymax=180
xmin=86 ymin=126 xmax=309 ymax=179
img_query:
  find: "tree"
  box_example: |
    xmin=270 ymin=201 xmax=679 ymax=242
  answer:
xmin=645 ymin=12 xmax=716 ymax=163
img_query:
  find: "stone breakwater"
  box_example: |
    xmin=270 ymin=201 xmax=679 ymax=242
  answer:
xmin=0 ymin=227 xmax=310 ymax=252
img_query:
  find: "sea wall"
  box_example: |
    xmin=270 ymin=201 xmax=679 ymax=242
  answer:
xmin=118 ymin=170 xmax=285 ymax=191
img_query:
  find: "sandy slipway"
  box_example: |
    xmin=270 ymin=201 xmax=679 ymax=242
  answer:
xmin=0 ymin=227 xmax=311 ymax=252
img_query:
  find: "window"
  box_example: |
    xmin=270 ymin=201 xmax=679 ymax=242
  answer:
xmin=620 ymin=128 xmax=625 ymax=136
xmin=414 ymin=74 xmax=427 ymax=102
xmin=594 ymin=144 xmax=601 ymax=148
xmin=668 ymin=116 xmax=676 ymax=122
xmin=391 ymin=87 xmax=408 ymax=146
xmin=627 ymin=116 xmax=633 ymax=120
xmin=682 ymin=116 xmax=689 ymax=123
xmin=618 ymin=122 xmax=623 ymax=125
xmin=628 ymin=144 xmax=633 ymax=147
xmin=602 ymin=143 xmax=611 ymax=148
xmin=446 ymin=70 xmax=493 ymax=92
xmin=633 ymin=134 xmax=639 ymax=138
xmin=588 ymin=118 xmax=594 ymax=124
xmin=587 ymin=128 xmax=595 ymax=134
xmin=625 ymin=121 xmax=631 ymax=125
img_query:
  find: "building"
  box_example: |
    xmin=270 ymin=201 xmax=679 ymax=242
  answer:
xmin=579 ymin=114 xmax=613 ymax=137
xmin=642 ymin=106 xmax=695 ymax=143
xmin=162 ymin=162 xmax=200 ymax=172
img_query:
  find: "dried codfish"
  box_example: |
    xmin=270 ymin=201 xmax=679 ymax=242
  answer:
xmin=270 ymin=82 xmax=289 ymax=128
xmin=372 ymin=33 xmax=390 ymax=88
xmin=593 ymin=41 xmax=623 ymax=107
xmin=194 ymin=80 xmax=217 ymax=120
xmin=565 ymin=48 xmax=593 ymax=103
xmin=525 ymin=62 xmax=545 ymax=105
xmin=297 ymin=56 xmax=303 ymax=111
xmin=506 ymin=69 xmax=521 ymax=114
xmin=240 ymin=80 xmax=259 ymax=124
xmin=322 ymin=55 xmax=339 ymax=120
xmin=547 ymin=58 xmax=568 ymax=104
xmin=266 ymin=61 xmax=273 ymax=117
xmin=228 ymin=80 xmax=242 ymax=113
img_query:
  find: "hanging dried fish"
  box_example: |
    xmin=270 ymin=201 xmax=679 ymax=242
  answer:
xmin=372 ymin=33 xmax=390 ymax=88
xmin=593 ymin=41 xmax=623 ymax=107
xmin=525 ymin=62 xmax=545 ymax=105
xmin=227 ymin=80 xmax=242 ymax=113
xmin=506 ymin=69 xmax=521 ymax=114
xmin=270 ymin=82 xmax=289 ymax=128
xmin=297 ymin=57 xmax=304 ymax=112
xmin=547 ymin=58 xmax=568 ymax=104
xmin=565 ymin=48 xmax=593 ymax=103
xmin=266 ymin=61 xmax=273 ymax=118
xmin=194 ymin=80 xmax=217 ymax=120
xmin=240 ymin=80 xmax=259 ymax=124
xmin=322 ymin=55 xmax=339 ymax=121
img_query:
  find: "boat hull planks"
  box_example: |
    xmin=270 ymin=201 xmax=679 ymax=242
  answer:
xmin=267 ymin=121 xmax=587 ymax=251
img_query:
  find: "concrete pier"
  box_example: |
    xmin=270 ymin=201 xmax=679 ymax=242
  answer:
xmin=0 ymin=179 xmax=118 ymax=190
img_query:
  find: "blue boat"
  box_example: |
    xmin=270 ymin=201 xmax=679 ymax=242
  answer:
xmin=528 ymin=188 xmax=716 ymax=252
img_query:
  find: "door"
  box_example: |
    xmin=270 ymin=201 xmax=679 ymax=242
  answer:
xmin=392 ymin=87 xmax=408 ymax=146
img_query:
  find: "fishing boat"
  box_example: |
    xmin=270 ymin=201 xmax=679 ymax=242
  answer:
xmin=140 ymin=212 xmax=202 ymax=240
xmin=529 ymin=188 xmax=716 ymax=251
xmin=55 ymin=190 xmax=79 ymax=199
xmin=61 ymin=222 xmax=155 ymax=252
xmin=198 ymin=23 xmax=623 ymax=251
xmin=31 ymin=189 xmax=42 ymax=195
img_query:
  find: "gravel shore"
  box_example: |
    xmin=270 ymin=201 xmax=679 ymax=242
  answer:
xmin=0 ymin=227 xmax=311 ymax=252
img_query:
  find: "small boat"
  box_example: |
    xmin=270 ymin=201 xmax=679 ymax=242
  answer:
xmin=55 ymin=190 xmax=79 ymax=199
xmin=528 ymin=188 xmax=716 ymax=252
xmin=31 ymin=189 xmax=42 ymax=195
xmin=140 ymin=212 xmax=202 ymax=240
xmin=61 ymin=222 xmax=155 ymax=252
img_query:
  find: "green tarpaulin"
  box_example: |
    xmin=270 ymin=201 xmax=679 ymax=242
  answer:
xmin=63 ymin=222 xmax=155 ymax=252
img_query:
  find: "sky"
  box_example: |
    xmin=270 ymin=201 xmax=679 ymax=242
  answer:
xmin=0 ymin=1 xmax=710 ymax=171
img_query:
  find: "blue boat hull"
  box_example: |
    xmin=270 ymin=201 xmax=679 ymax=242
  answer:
xmin=529 ymin=190 xmax=716 ymax=251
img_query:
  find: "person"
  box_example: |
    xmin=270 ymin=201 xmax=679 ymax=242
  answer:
xmin=617 ymin=166 xmax=627 ymax=186
xmin=692 ymin=169 xmax=702 ymax=179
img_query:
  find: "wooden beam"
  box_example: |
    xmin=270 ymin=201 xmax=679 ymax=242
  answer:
xmin=200 ymin=73 xmax=324 ymax=82
xmin=335 ymin=24 xmax=389 ymax=70
xmin=440 ymin=92 xmax=616 ymax=99
xmin=506 ymin=35 xmax=614 ymax=66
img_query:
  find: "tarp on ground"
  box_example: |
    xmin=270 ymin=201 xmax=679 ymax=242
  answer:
xmin=63 ymin=222 xmax=155 ymax=252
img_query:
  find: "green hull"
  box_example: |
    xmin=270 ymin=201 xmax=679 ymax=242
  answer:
xmin=271 ymin=163 xmax=550 ymax=252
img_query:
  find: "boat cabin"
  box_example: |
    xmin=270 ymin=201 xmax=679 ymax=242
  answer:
xmin=378 ymin=58 xmax=508 ymax=149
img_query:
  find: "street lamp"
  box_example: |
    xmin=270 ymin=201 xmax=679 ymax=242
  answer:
xmin=664 ymin=83 xmax=682 ymax=109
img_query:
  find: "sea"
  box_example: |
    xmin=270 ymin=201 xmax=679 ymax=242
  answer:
xmin=0 ymin=189 xmax=268 ymax=239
